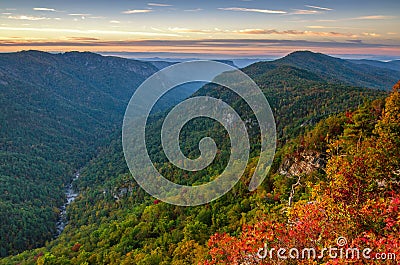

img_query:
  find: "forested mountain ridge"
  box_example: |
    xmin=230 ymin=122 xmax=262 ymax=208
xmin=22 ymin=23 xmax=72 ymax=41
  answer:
xmin=198 ymin=57 xmax=388 ymax=141
xmin=2 ymin=59 xmax=395 ymax=264
xmin=0 ymin=51 xmax=158 ymax=106
xmin=0 ymin=50 xmax=229 ymax=257
xmin=271 ymin=51 xmax=399 ymax=90
xmin=0 ymin=51 xmax=397 ymax=263
xmin=0 ymin=51 xmax=165 ymax=257
xmin=348 ymin=58 xmax=400 ymax=71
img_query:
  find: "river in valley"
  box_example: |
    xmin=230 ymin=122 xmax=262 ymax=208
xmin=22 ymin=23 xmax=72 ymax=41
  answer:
xmin=55 ymin=172 xmax=79 ymax=237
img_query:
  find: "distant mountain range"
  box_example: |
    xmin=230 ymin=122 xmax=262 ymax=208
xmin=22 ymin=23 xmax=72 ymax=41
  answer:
xmin=347 ymin=58 xmax=400 ymax=71
xmin=131 ymin=52 xmax=400 ymax=73
xmin=145 ymin=51 xmax=399 ymax=90
xmin=271 ymin=51 xmax=399 ymax=90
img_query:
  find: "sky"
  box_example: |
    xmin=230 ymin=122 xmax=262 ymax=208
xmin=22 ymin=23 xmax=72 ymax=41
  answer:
xmin=0 ymin=0 xmax=399 ymax=59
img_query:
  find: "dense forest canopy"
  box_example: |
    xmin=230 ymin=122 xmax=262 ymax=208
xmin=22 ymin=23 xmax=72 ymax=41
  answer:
xmin=0 ymin=51 xmax=399 ymax=264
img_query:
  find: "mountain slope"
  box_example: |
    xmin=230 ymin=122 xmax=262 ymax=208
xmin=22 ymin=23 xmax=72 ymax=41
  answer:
xmin=273 ymin=51 xmax=399 ymax=90
xmin=0 ymin=50 xmax=396 ymax=261
xmin=197 ymin=62 xmax=388 ymax=141
xmin=348 ymin=59 xmax=400 ymax=71
xmin=0 ymin=51 xmax=163 ymax=257
xmin=0 ymin=55 xmax=391 ymax=263
xmin=0 ymin=51 xmax=238 ymax=257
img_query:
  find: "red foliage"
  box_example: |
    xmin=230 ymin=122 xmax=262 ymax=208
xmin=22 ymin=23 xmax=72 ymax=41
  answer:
xmin=345 ymin=111 xmax=353 ymax=123
xmin=206 ymin=194 xmax=400 ymax=264
xmin=205 ymin=88 xmax=400 ymax=264
xmin=71 ymin=243 xmax=82 ymax=252
xmin=33 ymin=252 xmax=43 ymax=261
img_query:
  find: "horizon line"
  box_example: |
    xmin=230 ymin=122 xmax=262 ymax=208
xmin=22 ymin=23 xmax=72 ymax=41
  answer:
xmin=1 ymin=49 xmax=399 ymax=61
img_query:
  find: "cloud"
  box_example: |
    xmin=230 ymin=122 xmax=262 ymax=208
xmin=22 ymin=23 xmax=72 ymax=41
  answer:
xmin=234 ymin=29 xmax=356 ymax=37
xmin=0 ymin=26 xmax=180 ymax=37
xmin=33 ymin=7 xmax=58 ymax=12
xmin=0 ymin=38 xmax=396 ymax=50
xmin=66 ymin=37 xmax=100 ymax=41
xmin=362 ymin=32 xmax=381 ymax=37
xmin=234 ymin=29 xmax=272 ymax=34
xmin=387 ymin=32 xmax=398 ymax=35
xmin=305 ymin=5 xmax=333 ymax=11
xmin=0 ymin=36 xmax=46 ymax=40
xmin=168 ymin=27 xmax=357 ymax=37
xmin=68 ymin=13 xmax=91 ymax=16
xmin=7 ymin=15 xmax=50 ymax=21
xmin=168 ymin=27 xmax=213 ymax=34
xmin=2 ymin=37 xmax=398 ymax=59
xmin=148 ymin=3 xmax=172 ymax=7
xmin=122 ymin=9 xmax=152 ymax=14
xmin=150 ymin=27 xmax=164 ymax=32
xmin=351 ymin=15 xmax=394 ymax=20
xmin=291 ymin=9 xmax=321 ymax=15
xmin=307 ymin=26 xmax=330 ymax=29
xmin=306 ymin=26 xmax=360 ymax=30
xmin=346 ymin=39 xmax=363 ymax=43
xmin=184 ymin=8 xmax=203 ymax=12
xmin=218 ymin=7 xmax=287 ymax=14
xmin=110 ymin=20 xmax=121 ymax=24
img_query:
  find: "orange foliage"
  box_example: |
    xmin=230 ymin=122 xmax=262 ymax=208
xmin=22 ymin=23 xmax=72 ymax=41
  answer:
xmin=205 ymin=84 xmax=400 ymax=264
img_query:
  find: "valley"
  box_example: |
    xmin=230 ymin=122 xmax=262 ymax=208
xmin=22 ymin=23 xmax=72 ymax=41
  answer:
xmin=55 ymin=172 xmax=79 ymax=237
xmin=0 ymin=50 xmax=399 ymax=264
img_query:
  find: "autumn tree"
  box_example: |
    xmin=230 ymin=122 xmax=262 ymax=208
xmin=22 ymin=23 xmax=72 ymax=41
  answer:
xmin=206 ymin=82 xmax=400 ymax=265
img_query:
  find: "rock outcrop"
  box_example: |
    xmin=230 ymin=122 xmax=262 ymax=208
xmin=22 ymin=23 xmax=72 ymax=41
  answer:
xmin=278 ymin=150 xmax=326 ymax=177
